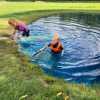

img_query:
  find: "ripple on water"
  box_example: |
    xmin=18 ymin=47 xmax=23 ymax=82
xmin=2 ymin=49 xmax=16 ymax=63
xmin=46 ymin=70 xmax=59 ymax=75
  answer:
xmin=18 ymin=13 xmax=100 ymax=84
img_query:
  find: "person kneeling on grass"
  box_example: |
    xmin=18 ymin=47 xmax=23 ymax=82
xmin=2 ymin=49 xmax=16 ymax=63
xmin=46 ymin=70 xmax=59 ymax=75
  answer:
xmin=8 ymin=19 xmax=30 ymax=40
xmin=48 ymin=32 xmax=63 ymax=54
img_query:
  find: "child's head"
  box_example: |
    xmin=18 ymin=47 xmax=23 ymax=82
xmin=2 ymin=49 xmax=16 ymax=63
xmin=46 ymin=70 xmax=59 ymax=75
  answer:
xmin=52 ymin=32 xmax=60 ymax=41
xmin=8 ymin=19 xmax=17 ymax=27
xmin=53 ymin=32 xmax=59 ymax=40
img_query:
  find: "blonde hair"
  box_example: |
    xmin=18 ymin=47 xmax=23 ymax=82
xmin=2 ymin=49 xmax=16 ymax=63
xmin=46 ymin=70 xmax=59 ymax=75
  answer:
xmin=8 ymin=19 xmax=18 ymax=27
xmin=52 ymin=32 xmax=60 ymax=41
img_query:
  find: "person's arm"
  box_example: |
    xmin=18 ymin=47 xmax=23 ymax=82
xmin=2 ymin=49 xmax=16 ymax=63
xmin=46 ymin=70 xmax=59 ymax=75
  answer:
xmin=60 ymin=44 xmax=63 ymax=50
xmin=48 ymin=43 xmax=51 ymax=47
xmin=10 ymin=29 xmax=17 ymax=40
xmin=12 ymin=29 xmax=16 ymax=35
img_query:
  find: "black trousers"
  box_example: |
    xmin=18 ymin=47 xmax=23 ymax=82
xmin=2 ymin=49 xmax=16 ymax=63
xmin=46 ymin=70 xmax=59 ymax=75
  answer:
xmin=22 ymin=30 xmax=30 ymax=37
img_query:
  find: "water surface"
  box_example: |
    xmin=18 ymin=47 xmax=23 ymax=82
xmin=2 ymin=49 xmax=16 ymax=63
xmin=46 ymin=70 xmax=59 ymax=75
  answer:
xmin=18 ymin=13 xmax=100 ymax=84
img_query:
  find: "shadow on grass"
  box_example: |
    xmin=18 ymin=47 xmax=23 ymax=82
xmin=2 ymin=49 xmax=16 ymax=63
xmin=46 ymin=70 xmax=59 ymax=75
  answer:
xmin=0 ymin=9 xmax=99 ymax=21
xmin=0 ymin=10 xmax=69 ymax=18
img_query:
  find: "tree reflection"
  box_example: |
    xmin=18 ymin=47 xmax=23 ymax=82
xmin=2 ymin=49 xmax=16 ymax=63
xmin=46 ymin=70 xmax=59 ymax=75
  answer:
xmin=59 ymin=13 xmax=100 ymax=27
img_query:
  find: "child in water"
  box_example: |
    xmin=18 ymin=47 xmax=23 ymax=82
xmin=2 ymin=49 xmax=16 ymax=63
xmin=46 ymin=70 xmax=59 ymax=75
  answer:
xmin=8 ymin=19 xmax=30 ymax=40
xmin=48 ymin=32 xmax=63 ymax=54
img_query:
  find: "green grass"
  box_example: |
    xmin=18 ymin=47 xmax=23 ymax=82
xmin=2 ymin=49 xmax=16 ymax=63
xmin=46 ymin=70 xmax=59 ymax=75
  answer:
xmin=0 ymin=39 xmax=100 ymax=100
xmin=0 ymin=1 xmax=100 ymax=16
xmin=0 ymin=1 xmax=100 ymax=100
xmin=0 ymin=1 xmax=100 ymax=35
xmin=0 ymin=10 xmax=70 ymax=36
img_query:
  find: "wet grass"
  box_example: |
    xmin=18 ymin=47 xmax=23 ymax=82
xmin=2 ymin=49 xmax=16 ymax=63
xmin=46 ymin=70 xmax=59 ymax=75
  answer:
xmin=0 ymin=1 xmax=100 ymax=100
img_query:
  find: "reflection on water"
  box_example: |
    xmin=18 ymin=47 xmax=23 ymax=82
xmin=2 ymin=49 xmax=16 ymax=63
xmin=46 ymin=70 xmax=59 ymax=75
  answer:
xmin=18 ymin=13 xmax=100 ymax=84
xmin=60 ymin=13 xmax=100 ymax=27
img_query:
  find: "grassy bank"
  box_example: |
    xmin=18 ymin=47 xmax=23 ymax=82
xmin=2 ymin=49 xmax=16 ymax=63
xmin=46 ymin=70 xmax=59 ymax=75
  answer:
xmin=0 ymin=10 xmax=72 ymax=36
xmin=0 ymin=1 xmax=100 ymax=100
xmin=0 ymin=1 xmax=100 ymax=36
xmin=0 ymin=39 xmax=100 ymax=100
xmin=0 ymin=1 xmax=100 ymax=16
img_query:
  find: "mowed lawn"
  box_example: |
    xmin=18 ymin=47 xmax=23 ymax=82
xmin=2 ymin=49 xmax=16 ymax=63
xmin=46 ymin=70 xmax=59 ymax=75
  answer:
xmin=0 ymin=1 xmax=100 ymax=16
xmin=0 ymin=2 xmax=100 ymax=100
xmin=0 ymin=1 xmax=100 ymax=29
xmin=0 ymin=1 xmax=100 ymax=20
xmin=0 ymin=1 xmax=100 ymax=34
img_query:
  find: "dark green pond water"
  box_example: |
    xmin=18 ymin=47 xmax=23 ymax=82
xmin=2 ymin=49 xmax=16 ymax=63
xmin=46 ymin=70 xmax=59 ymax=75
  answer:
xmin=18 ymin=13 xmax=100 ymax=84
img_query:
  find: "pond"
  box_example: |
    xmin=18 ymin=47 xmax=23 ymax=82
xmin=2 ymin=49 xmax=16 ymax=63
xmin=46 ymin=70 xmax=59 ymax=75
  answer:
xmin=18 ymin=13 xmax=100 ymax=84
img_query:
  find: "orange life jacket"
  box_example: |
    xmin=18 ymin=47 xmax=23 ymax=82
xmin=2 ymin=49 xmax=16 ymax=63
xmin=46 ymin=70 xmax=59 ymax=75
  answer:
xmin=49 ymin=41 xmax=63 ymax=53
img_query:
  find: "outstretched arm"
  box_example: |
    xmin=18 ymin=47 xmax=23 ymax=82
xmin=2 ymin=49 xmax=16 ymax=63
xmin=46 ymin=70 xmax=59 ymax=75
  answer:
xmin=48 ymin=43 xmax=51 ymax=47
xmin=10 ymin=29 xmax=17 ymax=40
xmin=12 ymin=29 xmax=16 ymax=35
